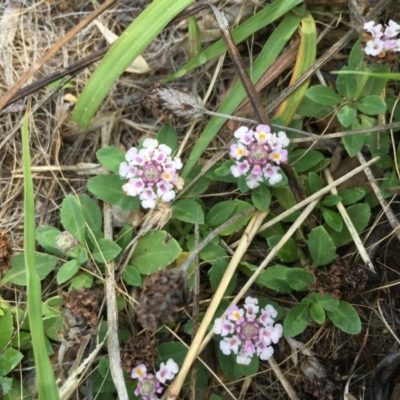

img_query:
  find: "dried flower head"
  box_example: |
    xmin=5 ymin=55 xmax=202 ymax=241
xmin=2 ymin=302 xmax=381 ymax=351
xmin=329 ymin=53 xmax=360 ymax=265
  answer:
xmin=121 ymin=334 xmax=158 ymax=373
xmin=363 ymin=20 xmax=400 ymax=56
xmin=61 ymin=289 xmax=100 ymax=343
xmin=119 ymin=138 xmax=184 ymax=209
xmin=0 ymin=229 xmax=12 ymax=279
xmin=230 ymin=124 xmax=289 ymax=189
xmin=56 ymin=231 xmax=78 ymax=253
xmin=214 ymin=297 xmax=282 ymax=365
xmin=136 ymin=268 xmax=191 ymax=332
xmin=144 ymin=83 xmax=205 ymax=119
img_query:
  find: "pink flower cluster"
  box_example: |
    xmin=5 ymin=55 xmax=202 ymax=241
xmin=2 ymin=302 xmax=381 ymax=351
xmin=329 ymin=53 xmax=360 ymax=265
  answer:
xmin=55 ymin=231 xmax=78 ymax=253
xmin=363 ymin=20 xmax=400 ymax=56
xmin=214 ymin=297 xmax=283 ymax=365
xmin=119 ymin=138 xmax=184 ymax=209
xmin=131 ymin=359 xmax=179 ymax=400
xmin=229 ymin=124 xmax=288 ymax=189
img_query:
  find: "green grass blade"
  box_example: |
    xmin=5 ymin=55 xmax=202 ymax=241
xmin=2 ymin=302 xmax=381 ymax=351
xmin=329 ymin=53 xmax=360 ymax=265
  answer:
xmin=163 ymin=0 xmax=304 ymax=83
xmin=22 ymin=114 xmax=60 ymax=399
xmin=72 ymin=0 xmax=194 ymax=128
xmin=182 ymin=9 xmax=302 ymax=177
xmin=332 ymin=70 xmax=400 ymax=80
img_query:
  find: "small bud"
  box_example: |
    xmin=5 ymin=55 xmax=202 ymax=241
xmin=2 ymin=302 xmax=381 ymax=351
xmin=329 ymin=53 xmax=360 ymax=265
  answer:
xmin=56 ymin=231 xmax=78 ymax=252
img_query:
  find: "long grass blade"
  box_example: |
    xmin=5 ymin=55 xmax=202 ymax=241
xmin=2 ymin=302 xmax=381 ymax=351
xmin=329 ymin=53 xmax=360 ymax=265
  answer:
xmin=22 ymin=113 xmax=60 ymax=399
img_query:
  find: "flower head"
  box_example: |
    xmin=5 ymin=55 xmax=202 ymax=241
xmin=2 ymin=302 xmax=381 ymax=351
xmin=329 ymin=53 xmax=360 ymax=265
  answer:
xmin=131 ymin=358 xmax=179 ymax=400
xmin=120 ymin=139 xmax=183 ymax=209
xmin=55 ymin=231 xmax=78 ymax=253
xmin=363 ymin=20 xmax=400 ymax=56
xmin=229 ymin=125 xmax=288 ymax=189
xmin=213 ymin=297 xmax=282 ymax=365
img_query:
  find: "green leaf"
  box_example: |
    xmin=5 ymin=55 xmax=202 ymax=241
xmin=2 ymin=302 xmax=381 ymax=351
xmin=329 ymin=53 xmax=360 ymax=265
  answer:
xmin=274 ymin=186 xmax=296 ymax=210
xmin=57 ymin=259 xmax=81 ymax=285
xmin=206 ymin=201 xmax=236 ymax=226
xmin=321 ymin=195 xmax=342 ymax=207
xmin=96 ymin=147 xmax=126 ymax=174
xmin=283 ymin=303 xmax=310 ymax=337
xmin=322 ymin=208 xmax=343 ymax=232
xmin=296 ymin=96 xmax=332 ymax=118
xmin=3 ymin=253 xmax=58 ymax=286
xmin=73 ymin=0 xmax=194 ymax=127
xmin=305 ymin=85 xmax=342 ymax=106
xmin=289 ymin=149 xmax=324 ymax=173
xmin=361 ymin=64 xmax=390 ymax=97
xmin=122 ymin=264 xmax=142 ymax=287
xmin=338 ymin=187 xmax=367 ymax=205
xmin=326 ymin=300 xmax=361 ymax=334
xmin=0 ymin=377 xmax=13 ymax=396
xmin=217 ymin=351 xmax=242 ymax=381
xmin=327 ymin=203 xmax=370 ymax=247
xmin=87 ymin=175 xmax=140 ymax=211
xmin=312 ymin=293 xmax=339 ymax=312
xmin=307 ymin=172 xmax=323 ymax=193
xmin=336 ymin=66 xmax=357 ymax=99
xmin=219 ymin=200 xmax=254 ymax=236
xmin=0 ymin=347 xmax=23 ymax=376
xmin=69 ymin=272 xmax=93 ymax=290
xmin=307 ymin=226 xmax=336 ymax=267
xmin=35 ymin=226 xmax=64 ymax=256
xmin=131 ymin=230 xmax=182 ymax=275
xmin=348 ymin=39 xmax=364 ymax=70
xmin=0 ymin=308 xmax=13 ymax=350
xmin=92 ymin=239 xmax=121 ymax=263
xmin=337 ymin=105 xmax=357 ymax=128
xmin=80 ymin=194 xmax=103 ymax=233
xmin=309 ymin=303 xmax=325 ymax=325
xmin=267 ymin=236 xmax=299 ymax=262
xmin=381 ymin=171 xmax=400 ymax=198
xmin=342 ymin=119 xmax=365 ymax=157
xmin=256 ymin=265 xmax=292 ymax=292
xmin=252 ymin=184 xmax=271 ymax=211
xmin=209 ymin=259 xmax=237 ymax=296
xmin=172 ymin=199 xmax=204 ymax=224
xmin=156 ymin=125 xmax=178 ymax=152
xmin=286 ymin=268 xmax=313 ymax=291
xmin=60 ymin=194 xmax=86 ymax=243
xmin=356 ymin=95 xmax=386 ymax=115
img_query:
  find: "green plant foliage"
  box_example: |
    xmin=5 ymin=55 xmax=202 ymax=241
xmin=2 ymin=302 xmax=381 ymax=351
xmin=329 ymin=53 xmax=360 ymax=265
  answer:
xmin=56 ymin=259 xmax=81 ymax=284
xmin=122 ymin=264 xmax=142 ymax=287
xmin=310 ymin=293 xmax=339 ymax=312
xmin=96 ymin=147 xmax=126 ymax=174
xmin=87 ymin=175 xmax=140 ymax=211
xmin=285 ymin=268 xmax=313 ymax=291
xmin=356 ymin=95 xmax=387 ymax=115
xmin=283 ymin=302 xmax=310 ymax=337
xmin=2 ymin=253 xmax=58 ymax=286
xmin=289 ymin=149 xmax=325 ymax=173
xmin=130 ymin=230 xmax=182 ymax=275
xmin=69 ymin=272 xmax=93 ymax=290
xmin=326 ymin=300 xmax=361 ymax=334
xmin=305 ymin=85 xmax=342 ymax=106
xmin=60 ymin=194 xmax=86 ymax=244
xmin=252 ymin=184 xmax=271 ymax=211
xmin=337 ymin=105 xmax=357 ymax=128
xmin=35 ymin=226 xmax=64 ymax=256
xmin=255 ymin=265 xmax=292 ymax=293
xmin=338 ymin=187 xmax=367 ymax=205
xmin=307 ymin=226 xmax=336 ymax=267
xmin=156 ymin=125 xmax=178 ymax=152
xmin=267 ymin=236 xmax=299 ymax=262
xmin=209 ymin=258 xmax=237 ymax=296
xmin=321 ymin=208 xmax=343 ymax=232
xmin=218 ymin=200 xmax=254 ymax=236
xmin=91 ymin=238 xmax=122 ymax=263
xmin=309 ymin=303 xmax=325 ymax=325
xmin=172 ymin=199 xmax=204 ymax=224
xmin=206 ymin=200 xmax=237 ymax=226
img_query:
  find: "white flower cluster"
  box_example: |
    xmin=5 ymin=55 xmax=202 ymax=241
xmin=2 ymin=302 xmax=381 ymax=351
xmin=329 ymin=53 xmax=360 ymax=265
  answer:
xmin=363 ymin=20 xmax=400 ymax=56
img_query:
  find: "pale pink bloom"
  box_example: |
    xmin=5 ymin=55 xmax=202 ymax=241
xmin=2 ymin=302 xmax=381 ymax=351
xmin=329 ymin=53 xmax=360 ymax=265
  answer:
xmin=230 ymin=161 xmax=250 ymax=177
xmin=156 ymin=359 xmax=179 ymax=383
xmin=131 ymin=363 xmax=147 ymax=380
xmin=259 ymin=324 xmax=283 ymax=345
xmin=230 ymin=143 xmax=249 ymax=160
xmin=256 ymin=342 xmax=274 ymax=360
xmin=384 ymin=39 xmax=398 ymax=50
xmin=244 ymin=297 xmax=259 ymax=320
xmin=246 ymin=173 xmax=263 ymax=189
xmin=140 ymin=188 xmax=157 ymax=209
xmin=263 ymin=164 xmax=282 ymax=185
xmin=227 ymin=306 xmax=244 ymax=323
xmin=365 ymin=38 xmax=384 ymax=56
xmin=234 ymin=126 xmax=254 ymax=145
xmin=122 ymin=178 xmax=145 ymax=196
xmin=158 ymin=143 xmax=172 ymax=156
xmin=143 ymin=138 xmax=159 ymax=149
xmin=269 ymin=148 xmax=288 ymax=165
xmin=220 ymin=335 xmax=241 ymax=355
xmin=363 ymin=21 xmax=383 ymax=38
xmin=259 ymin=304 xmax=278 ymax=326
xmin=214 ymin=318 xmax=235 ymax=336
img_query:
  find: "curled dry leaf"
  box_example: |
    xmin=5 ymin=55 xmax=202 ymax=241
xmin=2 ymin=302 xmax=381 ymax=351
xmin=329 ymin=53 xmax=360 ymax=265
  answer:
xmin=136 ymin=268 xmax=191 ymax=332
xmin=93 ymin=20 xmax=151 ymax=74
